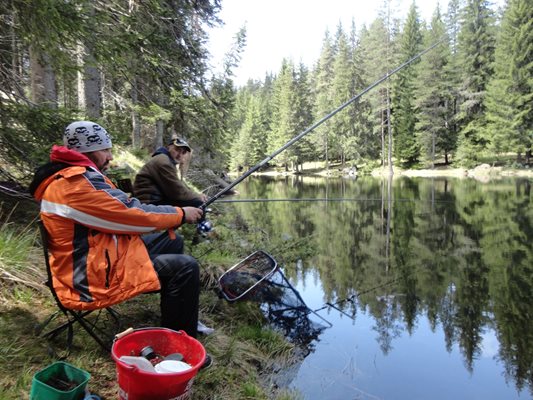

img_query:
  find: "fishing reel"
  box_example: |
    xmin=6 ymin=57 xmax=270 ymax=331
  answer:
xmin=197 ymin=219 xmax=213 ymax=235
xmin=196 ymin=206 xmax=214 ymax=236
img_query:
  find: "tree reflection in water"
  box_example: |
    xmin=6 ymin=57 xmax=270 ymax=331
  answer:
xmin=221 ymin=175 xmax=533 ymax=398
xmin=219 ymin=253 xmax=330 ymax=350
xmin=256 ymin=268 xmax=330 ymax=350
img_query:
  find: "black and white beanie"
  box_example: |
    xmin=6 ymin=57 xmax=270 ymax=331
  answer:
xmin=63 ymin=121 xmax=112 ymax=153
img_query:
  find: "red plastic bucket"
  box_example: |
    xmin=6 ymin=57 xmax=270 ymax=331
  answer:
xmin=111 ymin=328 xmax=206 ymax=400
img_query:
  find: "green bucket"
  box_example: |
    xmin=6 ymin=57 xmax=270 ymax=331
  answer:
xmin=30 ymin=361 xmax=90 ymax=400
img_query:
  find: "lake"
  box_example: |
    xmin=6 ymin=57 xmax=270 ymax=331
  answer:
xmin=214 ymin=175 xmax=532 ymax=400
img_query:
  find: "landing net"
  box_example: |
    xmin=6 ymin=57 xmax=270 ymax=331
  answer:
xmin=218 ymin=251 xmax=330 ymax=346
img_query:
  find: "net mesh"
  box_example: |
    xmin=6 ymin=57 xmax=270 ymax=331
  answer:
xmin=218 ymin=251 xmax=278 ymax=301
xmin=218 ymin=251 xmax=329 ymax=346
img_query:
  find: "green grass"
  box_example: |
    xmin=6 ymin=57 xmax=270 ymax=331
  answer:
xmin=236 ymin=326 xmax=293 ymax=358
xmin=0 ymin=209 xmax=302 ymax=400
xmin=0 ymin=221 xmax=36 ymax=268
xmin=0 ymin=213 xmax=44 ymax=296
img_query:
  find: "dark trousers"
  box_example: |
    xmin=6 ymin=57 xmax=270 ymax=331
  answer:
xmin=142 ymin=231 xmax=199 ymax=338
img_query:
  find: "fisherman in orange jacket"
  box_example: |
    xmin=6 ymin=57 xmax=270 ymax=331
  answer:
xmin=30 ymin=121 xmax=204 ymax=338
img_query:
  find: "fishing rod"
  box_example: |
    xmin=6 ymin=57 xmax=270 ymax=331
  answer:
xmin=201 ymin=38 xmax=445 ymax=211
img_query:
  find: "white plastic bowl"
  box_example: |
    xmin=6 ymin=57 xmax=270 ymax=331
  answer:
xmin=154 ymin=360 xmax=192 ymax=374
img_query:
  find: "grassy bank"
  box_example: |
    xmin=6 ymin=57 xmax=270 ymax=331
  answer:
xmin=0 ymin=200 xmax=302 ymax=400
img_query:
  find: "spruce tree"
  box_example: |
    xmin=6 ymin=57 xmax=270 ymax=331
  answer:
xmin=313 ymin=30 xmax=335 ymax=168
xmin=331 ymin=23 xmax=354 ymax=166
xmin=348 ymin=20 xmax=376 ymax=163
xmin=456 ymin=0 xmax=496 ymax=165
xmin=443 ymin=0 xmax=463 ymax=164
xmin=392 ymin=2 xmax=423 ymax=167
xmin=414 ymin=7 xmax=452 ymax=167
xmin=359 ymin=16 xmax=394 ymax=167
xmin=485 ymin=0 xmax=532 ymax=164
xmin=292 ymin=63 xmax=315 ymax=171
xmin=268 ymin=59 xmax=297 ymax=170
xmin=230 ymin=94 xmax=266 ymax=171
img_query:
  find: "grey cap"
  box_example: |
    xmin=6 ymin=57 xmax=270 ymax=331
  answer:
xmin=64 ymin=121 xmax=112 ymax=153
xmin=170 ymin=138 xmax=191 ymax=152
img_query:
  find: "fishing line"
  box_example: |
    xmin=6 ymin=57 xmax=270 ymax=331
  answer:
xmin=213 ymin=197 xmax=456 ymax=204
xmin=313 ymin=275 xmax=403 ymax=316
xmin=202 ymin=38 xmax=446 ymax=210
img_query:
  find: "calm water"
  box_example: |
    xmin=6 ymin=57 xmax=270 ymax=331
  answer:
xmin=214 ymin=175 xmax=532 ymax=400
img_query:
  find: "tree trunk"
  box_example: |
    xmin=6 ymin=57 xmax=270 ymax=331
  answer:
xmin=128 ymin=0 xmax=141 ymax=147
xmin=387 ymin=85 xmax=393 ymax=176
xmin=76 ymin=1 xmax=100 ymax=118
xmin=131 ymin=78 xmax=141 ymax=147
xmin=380 ymin=90 xmax=387 ymax=168
xmin=325 ymin=132 xmax=329 ymax=172
xmin=381 ymin=102 xmax=385 ymax=167
xmin=30 ymin=46 xmax=57 ymax=106
xmin=385 ymin=2 xmax=393 ymax=176
xmin=77 ymin=42 xmax=101 ymax=119
xmin=155 ymin=120 xmax=164 ymax=148
xmin=431 ymin=129 xmax=435 ymax=169
xmin=0 ymin=4 xmax=22 ymax=99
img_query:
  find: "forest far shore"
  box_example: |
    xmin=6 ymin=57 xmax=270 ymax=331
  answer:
xmin=239 ymin=161 xmax=533 ymax=182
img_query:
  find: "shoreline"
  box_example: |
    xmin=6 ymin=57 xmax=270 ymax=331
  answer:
xmin=232 ymin=163 xmax=533 ymax=181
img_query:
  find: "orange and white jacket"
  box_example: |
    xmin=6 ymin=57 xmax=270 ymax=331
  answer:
xmin=30 ymin=146 xmax=186 ymax=310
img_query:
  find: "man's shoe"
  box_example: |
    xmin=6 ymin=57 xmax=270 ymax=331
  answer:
xmin=197 ymin=321 xmax=214 ymax=335
xmin=200 ymin=353 xmax=213 ymax=370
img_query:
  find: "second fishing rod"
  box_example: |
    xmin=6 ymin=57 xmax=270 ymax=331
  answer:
xmin=199 ymin=38 xmax=445 ymax=223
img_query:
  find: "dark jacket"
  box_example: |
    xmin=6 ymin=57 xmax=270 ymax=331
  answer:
xmin=133 ymin=147 xmax=202 ymax=206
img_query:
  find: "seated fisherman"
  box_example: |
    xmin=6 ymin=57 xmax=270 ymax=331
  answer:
xmin=29 ymin=121 xmax=204 ymax=339
xmin=133 ymin=138 xmax=208 ymax=208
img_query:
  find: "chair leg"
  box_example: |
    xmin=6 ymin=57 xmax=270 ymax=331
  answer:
xmin=70 ymin=308 xmax=122 ymax=352
xmin=71 ymin=307 xmax=121 ymax=352
xmin=35 ymin=309 xmax=77 ymax=359
xmin=36 ymin=308 xmax=122 ymax=354
xmin=36 ymin=310 xmax=93 ymax=340
xmin=72 ymin=312 xmax=112 ymax=352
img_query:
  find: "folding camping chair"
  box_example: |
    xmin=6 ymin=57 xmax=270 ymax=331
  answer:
xmin=35 ymin=220 xmax=121 ymax=355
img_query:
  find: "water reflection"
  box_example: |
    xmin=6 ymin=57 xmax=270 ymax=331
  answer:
xmin=258 ymin=268 xmax=330 ymax=349
xmin=216 ymin=175 xmax=532 ymax=399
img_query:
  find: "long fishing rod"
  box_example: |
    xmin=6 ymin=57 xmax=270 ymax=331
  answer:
xmin=202 ymin=38 xmax=445 ymax=210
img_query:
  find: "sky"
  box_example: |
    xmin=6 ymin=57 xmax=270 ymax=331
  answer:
xmin=207 ymin=0 xmax=504 ymax=86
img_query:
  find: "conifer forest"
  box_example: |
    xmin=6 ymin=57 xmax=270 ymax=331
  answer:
xmin=0 ymin=0 xmax=531 ymax=186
